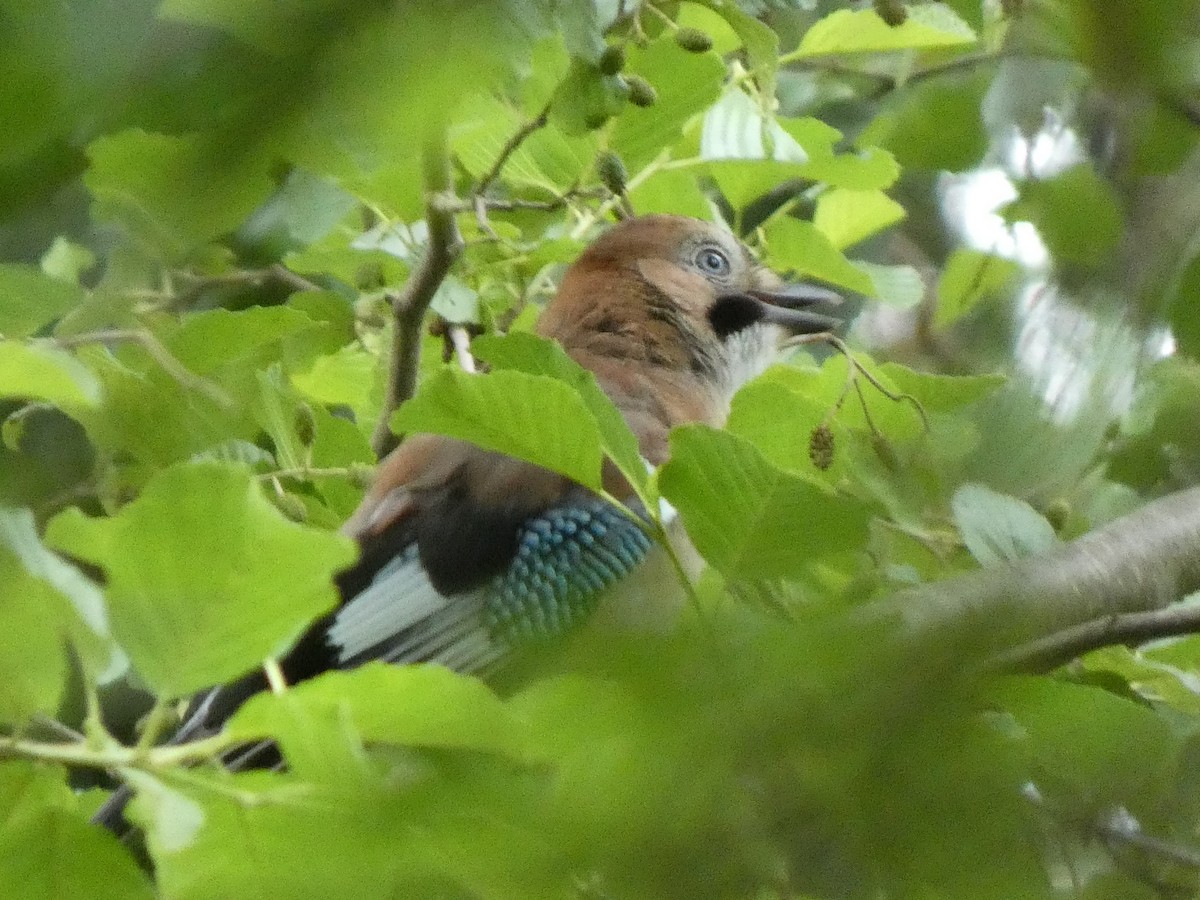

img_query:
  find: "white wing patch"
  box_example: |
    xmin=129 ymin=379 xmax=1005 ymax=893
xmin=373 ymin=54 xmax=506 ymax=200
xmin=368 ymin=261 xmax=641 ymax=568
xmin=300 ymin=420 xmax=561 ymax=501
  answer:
xmin=327 ymin=545 xmax=502 ymax=673
xmin=327 ymin=547 xmax=450 ymax=664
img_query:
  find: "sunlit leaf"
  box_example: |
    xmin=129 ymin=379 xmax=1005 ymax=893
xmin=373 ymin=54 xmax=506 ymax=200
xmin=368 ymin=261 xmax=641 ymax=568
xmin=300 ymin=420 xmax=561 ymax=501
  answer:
xmin=43 ymin=463 xmax=356 ymax=698
xmin=473 ymin=332 xmax=649 ymax=499
xmin=0 ymin=265 xmax=83 ymax=338
xmin=814 ymin=188 xmax=906 ymax=250
xmin=610 ymin=36 xmax=724 ymax=169
xmin=951 ymin=483 xmax=1059 ymax=566
xmin=763 ymin=218 xmax=875 ymax=295
xmin=0 ymin=341 xmax=101 ymax=409
xmin=390 ymin=367 xmax=605 ymax=493
xmin=795 ymin=4 xmax=976 ymax=57
xmin=936 ymin=249 xmax=1020 ymax=327
xmin=228 ymin=663 xmax=533 ymax=760
xmin=659 ymin=426 xmax=871 ymax=580
xmin=0 ymin=763 xmax=153 ymax=900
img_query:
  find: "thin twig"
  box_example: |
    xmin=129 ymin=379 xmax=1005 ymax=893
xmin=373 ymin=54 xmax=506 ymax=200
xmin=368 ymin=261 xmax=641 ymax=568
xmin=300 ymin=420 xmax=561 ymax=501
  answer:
xmin=0 ymin=732 xmax=231 ymax=770
xmin=475 ymin=104 xmax=551 ymax=198
xmin=254 ymin=466 xmax=355 ymax=482
xmin=980 ymin=602 xmax=1200 ymax=674
xmin=443 ymin=194 xmax=604 ymax=215
xmin=52 ymin=329 xmax=233 ymax=408
xmin=371 ymin=140 xmax=462 ymax=457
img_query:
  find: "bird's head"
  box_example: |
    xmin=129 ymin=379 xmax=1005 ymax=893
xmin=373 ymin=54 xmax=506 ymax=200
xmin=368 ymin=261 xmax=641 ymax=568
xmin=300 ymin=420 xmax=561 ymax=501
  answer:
xmin=537 ymin=214 xmax=841 ymax=400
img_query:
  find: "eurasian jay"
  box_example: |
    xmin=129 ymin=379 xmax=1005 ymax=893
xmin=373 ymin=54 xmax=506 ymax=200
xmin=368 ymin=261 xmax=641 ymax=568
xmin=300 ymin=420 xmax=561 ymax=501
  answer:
xmin=94 ymin=213 xmax=840 ymax=829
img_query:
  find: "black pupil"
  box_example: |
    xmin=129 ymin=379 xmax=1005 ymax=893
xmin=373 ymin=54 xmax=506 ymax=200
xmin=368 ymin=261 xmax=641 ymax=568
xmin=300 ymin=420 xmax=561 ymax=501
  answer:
xmin=702 ymin=250 xmax=725 ymax=271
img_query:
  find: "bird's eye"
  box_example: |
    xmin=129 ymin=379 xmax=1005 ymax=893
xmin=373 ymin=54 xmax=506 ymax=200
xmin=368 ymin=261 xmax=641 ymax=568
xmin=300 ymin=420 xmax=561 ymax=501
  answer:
xmin=695 ymin=247 xmax=731 ymax=276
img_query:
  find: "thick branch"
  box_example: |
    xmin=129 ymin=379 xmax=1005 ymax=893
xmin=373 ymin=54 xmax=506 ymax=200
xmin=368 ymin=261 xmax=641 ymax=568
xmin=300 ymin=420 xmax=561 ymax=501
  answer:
xmin=370 ymin=142 xmax=462 ymax=457
xmin=861 ymin=486 xmax=1200 ymax=659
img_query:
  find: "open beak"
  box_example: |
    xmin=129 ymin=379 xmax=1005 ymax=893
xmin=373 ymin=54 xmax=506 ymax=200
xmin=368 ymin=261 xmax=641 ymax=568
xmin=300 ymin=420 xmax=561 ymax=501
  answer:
xmin=746 ymin=282 xmax=843 ymax=335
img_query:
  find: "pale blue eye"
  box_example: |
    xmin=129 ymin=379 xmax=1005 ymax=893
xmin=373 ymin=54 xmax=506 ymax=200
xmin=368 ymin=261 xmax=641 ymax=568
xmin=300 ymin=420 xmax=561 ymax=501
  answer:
xmin=696 ymin=247 xmax=730 ymax=275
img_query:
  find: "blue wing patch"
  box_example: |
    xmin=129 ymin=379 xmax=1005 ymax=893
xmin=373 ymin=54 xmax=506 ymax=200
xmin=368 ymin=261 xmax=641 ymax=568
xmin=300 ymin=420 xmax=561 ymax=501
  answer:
xmin=483 ymin=499 xmax=652 ymax=646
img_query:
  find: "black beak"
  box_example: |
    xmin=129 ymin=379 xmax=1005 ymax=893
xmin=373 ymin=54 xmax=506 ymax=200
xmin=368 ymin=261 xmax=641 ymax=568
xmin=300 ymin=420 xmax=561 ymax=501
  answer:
xmin=747 ymin=282 xmax=843 ymax=334
xmin=709 ymin=282 xmax=843 ymax=340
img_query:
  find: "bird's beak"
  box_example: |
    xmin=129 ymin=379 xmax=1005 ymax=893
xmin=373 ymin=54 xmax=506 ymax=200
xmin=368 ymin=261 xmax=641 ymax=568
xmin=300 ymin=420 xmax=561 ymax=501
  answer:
xmin=744 ymin=282 xmax=843 ymax=334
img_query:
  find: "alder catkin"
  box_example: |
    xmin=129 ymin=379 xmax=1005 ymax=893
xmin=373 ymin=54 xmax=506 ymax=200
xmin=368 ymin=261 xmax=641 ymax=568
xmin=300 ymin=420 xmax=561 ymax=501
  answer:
xmin=294 ymin=405 xmax=317 ymax=447
xmin=598 ymin=45 xmax=625 ymax=76
xmin=674 ymin=27 xmax=714 ymax=53
xmin=349 ymin=462 xmax=375 ymax=489
xmin=809 ymin=424 xmax=835 ymax=470
xmin=624 ymin=75 xmax=657 ymax=107
xmin=873 ymin=0 xmax=908 ymax=26
xmin=596 ymin=151 xmax=628 ymax=196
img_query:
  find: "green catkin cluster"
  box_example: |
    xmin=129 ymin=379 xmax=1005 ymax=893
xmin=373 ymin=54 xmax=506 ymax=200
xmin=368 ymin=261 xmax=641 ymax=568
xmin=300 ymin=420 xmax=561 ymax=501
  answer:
xmin=809 ymin=424 xmax=835 ymax=470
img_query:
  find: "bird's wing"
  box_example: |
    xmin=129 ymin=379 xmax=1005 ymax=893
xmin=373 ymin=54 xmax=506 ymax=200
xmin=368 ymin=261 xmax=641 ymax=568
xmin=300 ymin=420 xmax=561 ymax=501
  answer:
xmin=326 ymin=432 xmax=653 ymax=674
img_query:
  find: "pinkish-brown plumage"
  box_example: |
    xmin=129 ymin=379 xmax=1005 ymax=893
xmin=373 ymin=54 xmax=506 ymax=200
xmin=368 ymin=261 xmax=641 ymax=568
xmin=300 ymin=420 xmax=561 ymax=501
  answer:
xmin=348 ymin=214 xmax=835 ymax=560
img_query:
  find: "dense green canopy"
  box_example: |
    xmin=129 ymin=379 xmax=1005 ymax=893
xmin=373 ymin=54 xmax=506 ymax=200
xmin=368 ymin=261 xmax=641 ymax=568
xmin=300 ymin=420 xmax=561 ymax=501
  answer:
xmin=2 ymin=1 xmax=1200 ymax=897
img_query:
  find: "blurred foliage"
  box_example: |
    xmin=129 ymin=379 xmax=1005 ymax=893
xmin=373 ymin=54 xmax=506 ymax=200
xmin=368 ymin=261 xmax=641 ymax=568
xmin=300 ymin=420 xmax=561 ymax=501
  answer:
xmin=1 ymin=0 xmax=1200 ymax=897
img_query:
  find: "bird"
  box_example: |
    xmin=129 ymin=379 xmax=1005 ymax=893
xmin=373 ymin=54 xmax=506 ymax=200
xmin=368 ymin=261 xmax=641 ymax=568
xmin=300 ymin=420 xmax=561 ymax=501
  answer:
xmin=94 ymin=213 xmax=840 ymax=830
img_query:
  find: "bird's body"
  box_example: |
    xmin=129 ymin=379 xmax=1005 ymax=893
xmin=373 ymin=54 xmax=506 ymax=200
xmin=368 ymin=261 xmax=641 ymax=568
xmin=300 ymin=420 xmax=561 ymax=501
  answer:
xmin=94 ymin=214 xmax=839 ymax=831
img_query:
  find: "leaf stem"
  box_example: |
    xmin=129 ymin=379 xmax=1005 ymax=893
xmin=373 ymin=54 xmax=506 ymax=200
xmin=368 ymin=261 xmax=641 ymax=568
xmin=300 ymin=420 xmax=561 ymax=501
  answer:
xmin=52 ymin=329 xmax=233 ymax=408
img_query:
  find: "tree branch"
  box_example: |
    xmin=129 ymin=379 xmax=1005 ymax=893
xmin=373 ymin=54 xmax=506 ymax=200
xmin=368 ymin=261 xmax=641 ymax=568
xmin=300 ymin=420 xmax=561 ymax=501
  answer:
xmin=860 ymin=486 xmax=1200 ymax=660
xmin=982 ymin=602 xmax=1200 ymax=674
xmin=370 ymin=140 xmax=462 ymax=457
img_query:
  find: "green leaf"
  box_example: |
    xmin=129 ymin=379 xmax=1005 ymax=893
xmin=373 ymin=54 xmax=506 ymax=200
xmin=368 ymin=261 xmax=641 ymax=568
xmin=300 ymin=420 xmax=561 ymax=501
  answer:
xmin=43 ymin=463 xmax=356 ymax=698
xmin=628 ymin=168 xmax=712 ymax=219
xmin=861 ymin=67 xmax=990 ymax=172
xmin=85 ymin=129 xmax=274 ymax=261
xmin=610 ymin=36 xmax=725 ymax=169
xmin=430 ymin=275 xmax=481 ymax=324
xmin=472 ymin=332 xmax=649 ymax=501
xmin=390 ymin=367 xmax=605 ymax=493
xmin=796 ymin=146 xmax=901 ymax=191
xmin=0 ymin=507 xmax=122 ymax=690
xmin=0 ymin=762 xmax=153 ymax=900
xmin=40 ymin=237 xmax=96 ymax=285
xmin=659 ymin=426 xmax=870 ymax=580
xmin=993 ymin=676 xmax=1178 ymax=811
xmin=69 ymin=346 xmax=253 ymax=471
xmin=691 ymin=0 xmax=779 ymax=95
xmin=950 ymin=483 xmax=1059 ymax=566
xmin=0 ymin=264 xmax=84 ymax=338
xmin=936 ymin=249 xmax=1019 ymax=327
xmin=0 ymin=511 xmax=81 ymax=721
xmin=291 ymin=345 xmax=381 ymax=433
xmin=880 ymin=363 xmax=1005 ymax=410
xmin=814 ymin=188 xmax=906 ymax=250
xmin=1003 ymin=163 xmax=1123 ymax=267
xmin=762 ymin=218 xmax=875 ymax=296
xmin=700 ymin=89 xmax=810 ymax=162
xmin=853 ymin=261 xmax=925 ymax=308
xmin=676 ymin=2 xmax=746 ymax=55
xmin=795 ymin=4 xmax=976 ymax=57
xmin=727 ymin=378 xmax=852 ymax=483
xmin=165 ymin=306 xmax=321 ymax=376
xmin=452 ymin=95 xmax=597 ymax=195
xmin=0 ymin=341 xmax=101 ymax=409
xmin=227 ymin=663 xmax=533 ymax=760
